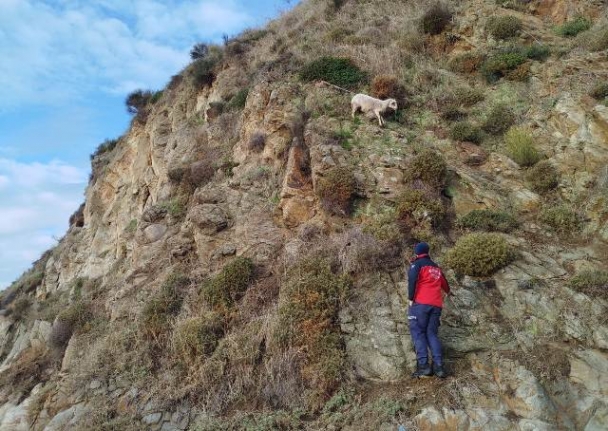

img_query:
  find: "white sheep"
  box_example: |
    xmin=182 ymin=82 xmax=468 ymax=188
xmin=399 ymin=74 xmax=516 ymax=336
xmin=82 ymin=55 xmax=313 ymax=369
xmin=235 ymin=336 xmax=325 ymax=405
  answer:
xmin=351 ymin=93 xmax=398 ymax=127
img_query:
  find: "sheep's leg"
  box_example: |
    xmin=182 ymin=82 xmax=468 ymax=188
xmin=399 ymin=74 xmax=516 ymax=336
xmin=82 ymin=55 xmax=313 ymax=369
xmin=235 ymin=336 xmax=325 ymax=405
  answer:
xmin=376 ymin=110 xmax=383 ymax=127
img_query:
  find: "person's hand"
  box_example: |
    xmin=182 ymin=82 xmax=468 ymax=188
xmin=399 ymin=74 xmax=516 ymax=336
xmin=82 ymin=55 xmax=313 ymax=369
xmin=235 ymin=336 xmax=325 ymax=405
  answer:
xmin=408 ymin=300 xmax=413 ymax=307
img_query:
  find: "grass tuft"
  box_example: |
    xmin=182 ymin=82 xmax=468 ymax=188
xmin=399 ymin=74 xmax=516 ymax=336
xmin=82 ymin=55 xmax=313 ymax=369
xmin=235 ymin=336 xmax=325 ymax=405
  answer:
xmin=201 ymin=257 xmax=254 ymax=310
xmin=556 ymin=17 xmax=592 ymax=37
xmin=505 ymin=126 xmax=540 ymax=166
xmin=568 ymin=270 xmax=608 ymax=299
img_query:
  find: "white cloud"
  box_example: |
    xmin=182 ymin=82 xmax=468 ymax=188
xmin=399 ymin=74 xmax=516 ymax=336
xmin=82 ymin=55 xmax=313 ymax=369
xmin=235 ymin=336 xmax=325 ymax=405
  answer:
xmin=0 ymin=0 xmax=256 ymax=111
xmin=0 ymin=158 xmax=86 ymax=288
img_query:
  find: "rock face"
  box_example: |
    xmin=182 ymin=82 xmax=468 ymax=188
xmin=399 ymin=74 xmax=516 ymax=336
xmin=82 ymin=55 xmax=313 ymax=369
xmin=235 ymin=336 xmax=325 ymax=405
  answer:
xmin=1 ymin=0 xmax=608 ymax=429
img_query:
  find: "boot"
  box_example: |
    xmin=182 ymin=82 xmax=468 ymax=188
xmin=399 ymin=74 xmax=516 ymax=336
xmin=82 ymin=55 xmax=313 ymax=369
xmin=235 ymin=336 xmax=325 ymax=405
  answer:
xmin=412 ymin=363 xmax=432 ymax=378
xmin=433 ymin=363 xmax=447 ymax=379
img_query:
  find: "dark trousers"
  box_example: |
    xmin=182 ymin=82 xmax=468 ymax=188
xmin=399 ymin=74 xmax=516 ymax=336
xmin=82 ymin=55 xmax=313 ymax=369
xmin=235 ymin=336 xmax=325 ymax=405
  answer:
xmin=408 ymin=303 xmax=443 ymax=366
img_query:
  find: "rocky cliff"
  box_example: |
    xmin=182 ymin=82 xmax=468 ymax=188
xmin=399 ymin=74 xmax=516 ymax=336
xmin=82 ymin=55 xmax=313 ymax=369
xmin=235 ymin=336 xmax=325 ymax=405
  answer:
xmin=1 ymin=0 xmax=607 ymax=430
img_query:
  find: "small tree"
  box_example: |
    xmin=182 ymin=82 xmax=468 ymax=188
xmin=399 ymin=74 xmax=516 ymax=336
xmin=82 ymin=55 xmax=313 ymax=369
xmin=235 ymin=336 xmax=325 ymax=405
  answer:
xmin=190 ymin=43 xmax=209 ymax=60
xmin=125 ymin=89 xmax=153 ymax=114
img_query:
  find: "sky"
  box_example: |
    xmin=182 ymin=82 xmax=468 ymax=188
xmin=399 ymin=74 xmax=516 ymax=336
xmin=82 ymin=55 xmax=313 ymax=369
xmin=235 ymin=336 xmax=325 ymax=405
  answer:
xmin=0 ymin=0 xmax=298 ymax=290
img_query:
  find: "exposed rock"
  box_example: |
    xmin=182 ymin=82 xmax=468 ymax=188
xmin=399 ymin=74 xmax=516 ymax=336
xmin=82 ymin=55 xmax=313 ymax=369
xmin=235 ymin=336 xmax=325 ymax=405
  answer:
xmin=188 ymin=204 xmax=229 ymax=234
xmin=142 ymin=223 xmax=168 ymax=243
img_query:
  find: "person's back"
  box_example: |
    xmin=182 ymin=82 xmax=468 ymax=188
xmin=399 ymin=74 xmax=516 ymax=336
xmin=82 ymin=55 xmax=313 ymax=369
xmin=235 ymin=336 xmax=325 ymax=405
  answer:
xmin=407 ymin=242 xmax=450 ymax=378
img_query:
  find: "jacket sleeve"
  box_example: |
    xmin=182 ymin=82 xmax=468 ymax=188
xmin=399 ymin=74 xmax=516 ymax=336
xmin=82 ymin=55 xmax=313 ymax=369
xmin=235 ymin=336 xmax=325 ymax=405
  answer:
xmin=408 ymin=262 xmax=420 ymax=301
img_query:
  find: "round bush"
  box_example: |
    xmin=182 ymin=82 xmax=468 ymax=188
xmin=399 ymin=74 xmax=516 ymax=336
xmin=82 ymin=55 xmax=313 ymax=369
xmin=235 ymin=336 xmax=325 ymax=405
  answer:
xmin=525 ymin=161 xmax=559 ymax=193
xmin=421 ymin=2 xmax=453 ymax=35
xmin=539 ymin=206 xmax=581 ymax=235
xmin=481 ymin=51 xmax=527 ymax=83
xmin=445 ymin=233 xmax=514 ymax=277
xmin=299 ymin=57 xmax=367 ymax=89
xmin=487 ymin=15 xmax=522 ymax=40
xmin=451 ymin=122 xmax=483 ymax=143
xmin=482 ymin=104 xmax=516 ymax=135
xmin=395 ymin=189 xmax=445 ymax=228
xmin=405 ymin=150 xmax=447 ymax=188
xmin=317 ymin=166 xmax=357 ymax=216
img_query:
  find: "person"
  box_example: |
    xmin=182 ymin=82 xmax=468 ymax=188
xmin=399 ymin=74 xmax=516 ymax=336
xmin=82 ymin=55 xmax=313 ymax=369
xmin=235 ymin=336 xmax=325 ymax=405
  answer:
xmin=407 ymin=242 xmax=451 ymax=378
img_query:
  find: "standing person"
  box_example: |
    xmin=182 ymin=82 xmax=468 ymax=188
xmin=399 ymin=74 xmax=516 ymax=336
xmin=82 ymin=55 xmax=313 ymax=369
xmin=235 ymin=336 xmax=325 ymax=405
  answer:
xmin=407 ymin=242 xmax=451 ymax=378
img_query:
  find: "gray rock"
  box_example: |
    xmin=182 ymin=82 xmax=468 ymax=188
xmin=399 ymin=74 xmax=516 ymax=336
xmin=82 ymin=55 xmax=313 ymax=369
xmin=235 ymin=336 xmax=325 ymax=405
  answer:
xmin=143 ymin=412 xmax=162 ymax=425
xmin=188 ymin=204 xmax=229 ymax=234
xmin=143 ymin=224 xmax=168 ymax=243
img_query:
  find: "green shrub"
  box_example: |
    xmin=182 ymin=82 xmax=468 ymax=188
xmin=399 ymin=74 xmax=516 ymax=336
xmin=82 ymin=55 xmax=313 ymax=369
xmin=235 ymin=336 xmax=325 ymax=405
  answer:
xmin=395 ymin=189 xmax=445 ymax=229
xmin=201 ymin=257 xmax=254 ymax=310
xmin=457 ymin=209 xmax=519 ymax=232
xmin=317 ymin=166 xmax=357 ymax=216
xmin=539 ymin=206 xmax=581 ymax=235
xmin=299 ymin=57 xmax=367 ymax=89
xmin=190 ymin=43 xmax=209 ymax=60
xmin=445 ymin=233 xmax=514 ymax=276
xmin=454 ymin=87 xmax=485 ymax=107
xmin=482 ymin=104 xmax=516 ymax=135
xmin=526 ymin=161 xmax=559 ymax=193
xmin=480 ymin=51 xmax=527 ymax=83
xmin=91 ymin=139 xmax=119 ymax=160
xmin=421 ymin=2 xmax=453 ymax=35
xmin=590 ymin=83 xmax=608 ymax=101
xmin=556 ymin=17 xmax=591 ymax=37
xmin=173 ymin=312 xmax=224 ymax=365
xmin=451 ymin=121 xmax=483 ymax=143
xmin=228 ymin=88 xmax=249 ymax=110
xmin=568 ymin=270 xmax=608 ymax=299
xmin=487 ymin=15 xmax=522 ymax=40
xmin=522 ymin=44 xmax=551 ymax=61
xmin=160 ymin=199 xmax=186 ymax=219
xmin=125 ymin=89 xmax=153 ymax=114
xmin=141 ymin=274 xmax=189 ymax=339
xmin=192 ymin=49 xmax=222 ymax=87
xmin=505 ymin=126 xmax=540 ymax=166
xmin=441 ymin=104 xmax=467 ymax=121
xmin=405 ymin=150 xmax=447 ymax=188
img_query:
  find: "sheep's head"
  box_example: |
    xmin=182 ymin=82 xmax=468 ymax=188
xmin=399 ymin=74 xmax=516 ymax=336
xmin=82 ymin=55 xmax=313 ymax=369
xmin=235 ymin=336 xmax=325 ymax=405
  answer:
xmin=386 ymin=99 xmax=398 ymax=111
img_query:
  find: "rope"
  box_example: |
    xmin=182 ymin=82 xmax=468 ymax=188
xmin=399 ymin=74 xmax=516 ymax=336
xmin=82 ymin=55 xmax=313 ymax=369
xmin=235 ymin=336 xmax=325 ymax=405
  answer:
xmin=317 ymin=80 xmax=355 ymax=94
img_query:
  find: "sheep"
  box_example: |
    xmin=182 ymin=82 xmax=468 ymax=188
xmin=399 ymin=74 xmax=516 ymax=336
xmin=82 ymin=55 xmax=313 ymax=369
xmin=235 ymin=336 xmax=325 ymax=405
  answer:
xmin=351 ymin=93 xmax=398 ymax=127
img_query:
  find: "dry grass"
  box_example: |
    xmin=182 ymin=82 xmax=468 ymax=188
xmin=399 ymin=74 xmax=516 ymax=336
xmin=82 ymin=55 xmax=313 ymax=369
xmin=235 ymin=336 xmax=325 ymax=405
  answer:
xmin=316 ymin=166 xmax=357 ymax=216
xmin=272 ymin=255 xmax=349 ymax=409
xmin=0 ymin=345 xmax=58 ymax=400
xmin=334 ymin=227 xmax=402 ymax=274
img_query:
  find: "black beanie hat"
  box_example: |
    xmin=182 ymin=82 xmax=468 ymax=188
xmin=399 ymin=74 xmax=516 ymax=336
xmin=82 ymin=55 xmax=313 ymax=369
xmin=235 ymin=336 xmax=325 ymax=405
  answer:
xmin=414 ymin=242 xmax=430 ymax=255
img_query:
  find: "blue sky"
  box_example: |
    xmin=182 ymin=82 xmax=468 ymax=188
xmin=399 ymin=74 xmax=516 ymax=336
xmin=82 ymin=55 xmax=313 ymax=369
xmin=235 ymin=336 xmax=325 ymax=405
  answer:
xmin=0 ymin=0 xmax=298 ymax=289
